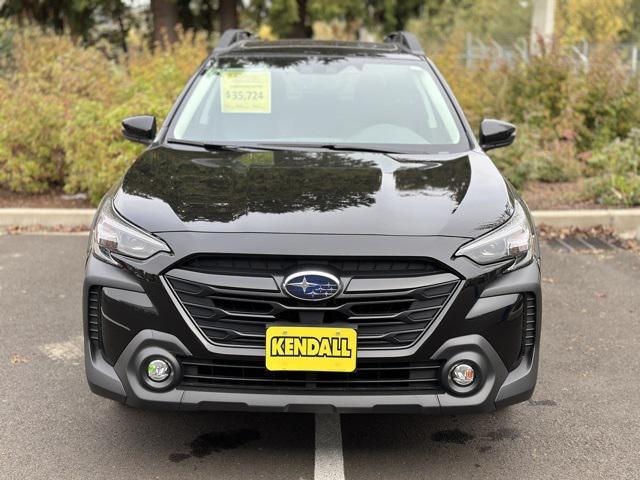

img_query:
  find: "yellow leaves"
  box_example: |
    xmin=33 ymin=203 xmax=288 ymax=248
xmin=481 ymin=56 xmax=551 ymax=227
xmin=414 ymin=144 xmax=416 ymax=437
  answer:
xmin=8 ymin=28 xmax=119 ymax=103
xmin=428 ymin=28 xmax=507 ymax=130
xmin=58 ymin=29 xmax=209 ymax=203
xmin=558 ymin=0 xmax=631 ymax=44
xmin=0 ymin=24 xmax=209 ymax=203
xmin=258 ymin=24 xmax=276 ymax=41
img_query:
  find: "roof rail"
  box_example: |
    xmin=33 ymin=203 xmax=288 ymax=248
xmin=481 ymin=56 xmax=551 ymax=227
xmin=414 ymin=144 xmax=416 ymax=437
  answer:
xmin=213 ymin=29 xmax=253 ymax=53
xmin=383 ymin=31 xmax=425 ymax=55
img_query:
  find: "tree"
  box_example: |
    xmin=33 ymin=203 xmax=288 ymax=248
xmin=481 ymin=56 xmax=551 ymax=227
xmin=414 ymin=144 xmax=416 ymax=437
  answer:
xmin=157 ymin=0 xmax=237 ymax=42
xmin=366 ymin=0 xmax=423 ymax=33
xmin=150 ymin=0 xmax=179 ymax=44
xmin=622 ymin=0 xmax=640 ymax=43
xmin=286 ymin=0 xmax=312 ymax=38
xmin=267 ymin=0 xmax=300 ymax=37
xmin=558 ymin=0 xmax=631 ymax=44
xmin=308 ymin=0 xmax=366 ymax=38
xmin=251 ymin=0 xmax=420 ymax=40
xmin=219 ymin=0 xmax=238 ymax=32
xmin=0 ymin=0 xmax=97 ymax=39
xmin=407 ymin=0 xmax=532 ymax=47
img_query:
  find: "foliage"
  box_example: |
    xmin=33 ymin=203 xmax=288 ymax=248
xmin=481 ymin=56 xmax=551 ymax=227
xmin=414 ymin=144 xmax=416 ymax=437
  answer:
xmin=0 ymin=0 xmax=133 ymax=46
xmin=502 ymin=51 xmax=576 ymax=131
xmin=426 ymin=29 xmax=509 ymax=129
xmin=1 ymin=16 xmax=640 ymax=207
xmin=491 ymin=126 xmax=583 ymax=189
xmin=63 ymin=30 xmax=210 ymax=203
xmin=585 ymin=174 xmax=640 ymax=206
xmin=0 ymin=25 xmax=208 ymax=202
xmin=0 ymin=18 xmax=16 ymax=73
xmin=2 ymin=0 xmax=640 ymax=48
xmin=557 ymin=0 xmax=631 ymax=44
xmin=0 ymin=28 xmax=120 ymax=192
xmin=624 ymin=0 xmax=640 ymax=43
xmin=583 ymin=131 xmax=640 ymax=206
xmin=307 ymin=0 xmax=366 ymax=23
xmin=265 ymin=0 xmax=300 ymax=37
xmin=245 ymin=0 xmax=423 ymax=39
xmin=574 ymin=49 xmax=640 ymax=150
xmin=407 ymin=0 xmax=531 ymax=46
xmin=422 ymin=24 xmax=640 ymax=203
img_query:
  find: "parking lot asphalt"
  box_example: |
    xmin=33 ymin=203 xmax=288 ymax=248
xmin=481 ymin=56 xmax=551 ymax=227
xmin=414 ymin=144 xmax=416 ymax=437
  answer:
xmin=1 ymin=234 xmax=639 ymax=480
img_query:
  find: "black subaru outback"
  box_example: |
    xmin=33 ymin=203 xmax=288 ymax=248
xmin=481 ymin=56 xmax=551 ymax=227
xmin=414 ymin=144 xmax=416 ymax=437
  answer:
xmin=84 ymin=30 xmax=541 ymax=413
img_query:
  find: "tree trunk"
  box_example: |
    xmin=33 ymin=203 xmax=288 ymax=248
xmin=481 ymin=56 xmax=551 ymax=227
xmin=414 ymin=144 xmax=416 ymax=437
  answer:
xmin=151 ymin=0 xmax=179 ymax=45
xmin=285 ymin=0 xmax=312 ymax=38
xmin=117 ymin=13 xmax=128 ymax=53
xmin=219 ymin=0 xmax=238 ymax=33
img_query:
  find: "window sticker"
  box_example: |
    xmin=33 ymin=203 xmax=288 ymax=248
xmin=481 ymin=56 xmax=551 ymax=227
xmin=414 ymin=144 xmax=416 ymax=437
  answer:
xmin=220 ymin=69 xmax=271 ymax=113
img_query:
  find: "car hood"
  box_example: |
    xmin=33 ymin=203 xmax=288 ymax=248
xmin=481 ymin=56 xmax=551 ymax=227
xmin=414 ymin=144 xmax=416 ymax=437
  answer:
xmin=114 ymin=146 xmax=514 ymax=238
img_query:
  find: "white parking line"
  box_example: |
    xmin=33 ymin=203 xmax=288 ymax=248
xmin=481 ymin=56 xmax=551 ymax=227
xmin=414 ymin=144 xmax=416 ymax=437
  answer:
xmin=39 ymin=336 xmax=84 ymax=362
xmin=314 ymin=413 xmax=345 ymax=480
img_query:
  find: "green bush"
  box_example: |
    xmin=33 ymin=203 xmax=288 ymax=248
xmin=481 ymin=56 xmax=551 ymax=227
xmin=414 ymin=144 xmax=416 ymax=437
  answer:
xmin=0 ymin=25 xmax=208 ymax=203
xmin=585 ymin=174 xmax=640 ymax=206
xmin=574 ymin=50 xmax=640 ymax=151
xmin=0 ymin=85 xmax=66 ymax=192
xmin=1 ymin=23 xmax=640 ymax=207
xmin=431 ymin=33 xmax=640 ymax=201
xmin=61 ymin=100 xmax=142 ymax=203
xmin=583 ymin=131 xmax=640 ymax=206
xmin=0 ymin=19 xmax=17 ymax=74
xmin=0 ymin=27 xmax=120 ymax=194
xmin=503 ymin=52 xmax=576 ymax=131
xmin=492 ymin=126 xmax=583 ymax=188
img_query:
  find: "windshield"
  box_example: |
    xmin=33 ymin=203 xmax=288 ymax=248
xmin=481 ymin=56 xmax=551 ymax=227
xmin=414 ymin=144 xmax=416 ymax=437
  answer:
xmin=169 ymin=56 xmax=469 ymax=153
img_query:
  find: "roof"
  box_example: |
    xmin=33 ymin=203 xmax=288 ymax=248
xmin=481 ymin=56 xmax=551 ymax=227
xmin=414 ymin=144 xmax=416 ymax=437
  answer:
xmin=215 ymin=39 xmax=425 ymax=59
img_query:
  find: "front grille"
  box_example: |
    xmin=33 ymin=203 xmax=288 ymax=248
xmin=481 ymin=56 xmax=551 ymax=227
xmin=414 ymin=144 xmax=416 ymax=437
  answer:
xmin=179 ymin=357 xmax=443 ymax=394
xmin=165 ymin=256 xmax=459 ymax=350
xmin=521 ymin=293 xmax=537 ymax=356
xmin=87 ymin=287 xmax=102 ymax=348
xmin=178 ymin=255 xmax=446 ymax=278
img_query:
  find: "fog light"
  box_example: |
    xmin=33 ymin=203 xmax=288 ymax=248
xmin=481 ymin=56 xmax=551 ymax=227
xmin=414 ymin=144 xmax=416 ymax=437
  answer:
xmin=450 ymin=363 xmax=475 ymax=387
xmin=147 ymin=359 xmax=171 ymax=382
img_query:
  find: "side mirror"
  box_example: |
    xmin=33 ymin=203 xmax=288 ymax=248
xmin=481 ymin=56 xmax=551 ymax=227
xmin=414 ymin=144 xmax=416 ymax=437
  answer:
xmin=479 ymin=119 xmax=516 ymax=151
xmin=122 ymin=115 xmax=156 ymax=145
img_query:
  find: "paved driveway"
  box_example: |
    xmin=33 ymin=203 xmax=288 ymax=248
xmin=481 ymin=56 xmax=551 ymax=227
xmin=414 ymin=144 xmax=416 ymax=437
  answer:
xmin=1 ymin=234 xmax=638 ymax=479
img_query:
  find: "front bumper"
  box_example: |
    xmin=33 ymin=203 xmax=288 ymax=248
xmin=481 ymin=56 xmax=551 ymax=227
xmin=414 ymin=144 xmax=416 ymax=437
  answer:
xmin=86 ymin=328 xmax=538 ymax=413
xmin=83 ymin=233 xmax=541 ymax=413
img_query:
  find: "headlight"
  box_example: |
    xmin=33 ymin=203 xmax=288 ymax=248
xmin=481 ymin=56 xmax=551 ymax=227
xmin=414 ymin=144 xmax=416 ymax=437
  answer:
xmin=454 ymin=201 xmax=534 ymax=270
xmin=90 ymin=198 xmax=171 ymax=266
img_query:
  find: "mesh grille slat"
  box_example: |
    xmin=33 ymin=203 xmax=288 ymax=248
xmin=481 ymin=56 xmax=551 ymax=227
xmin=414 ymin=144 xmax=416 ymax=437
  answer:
xmin=168 ymin=270 xmax=459 ymax=349
xmin=521 ymin=293 xmax=537 ymax=354
xmin=178 ymin=357 xmax=443 ymax=394
xmin=87 ymin=287 xmax=102 ymax=348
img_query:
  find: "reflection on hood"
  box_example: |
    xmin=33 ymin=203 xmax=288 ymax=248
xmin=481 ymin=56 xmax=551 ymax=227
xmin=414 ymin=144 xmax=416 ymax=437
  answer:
xmin=116 ymin=147 xmax=511 ymax=237
xmin=122 ymin=151 xmax=382 ymax=222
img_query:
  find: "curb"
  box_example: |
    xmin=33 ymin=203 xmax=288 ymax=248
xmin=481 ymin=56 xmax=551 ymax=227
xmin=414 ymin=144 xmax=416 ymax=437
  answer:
xmin=0 ymin=208 xmax=96 ymax=228
xmin=1 ymin=207 xmax=640 ymax=238
xmin=533 ymin=209 xmax=640 ymax=237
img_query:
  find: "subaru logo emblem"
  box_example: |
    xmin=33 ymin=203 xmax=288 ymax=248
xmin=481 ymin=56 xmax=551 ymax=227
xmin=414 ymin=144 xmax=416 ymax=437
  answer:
xmin=283 ymin=271 xmax=341 ymax=301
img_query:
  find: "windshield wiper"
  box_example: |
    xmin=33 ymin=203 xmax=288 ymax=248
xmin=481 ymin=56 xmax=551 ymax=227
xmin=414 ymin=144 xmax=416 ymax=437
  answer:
xmin=167 ymin=139 xmax=242 ymax=151
xmin=167 ymin=138 xmax=276 ymax=152
xmin=255 ymin=142 xmax=405 ymax=154
xmin=319 ymin=144 xmax=405 ymax=154
xmin=168 ymin=139 xmax=407 ymax=154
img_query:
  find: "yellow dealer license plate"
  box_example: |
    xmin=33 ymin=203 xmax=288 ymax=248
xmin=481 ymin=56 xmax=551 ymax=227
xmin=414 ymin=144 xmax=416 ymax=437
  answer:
xmin=265 ymin=325 xmax=357 ymax=373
